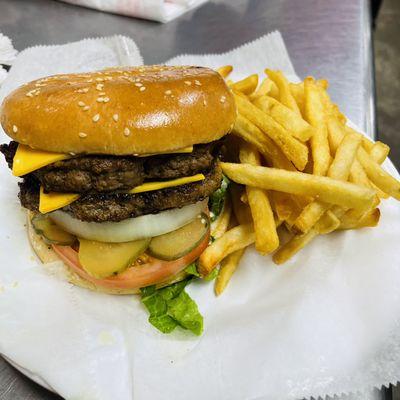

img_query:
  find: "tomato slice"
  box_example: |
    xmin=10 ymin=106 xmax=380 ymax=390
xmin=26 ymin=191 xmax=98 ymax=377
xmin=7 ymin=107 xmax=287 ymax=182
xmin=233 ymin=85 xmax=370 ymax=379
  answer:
xmin=52 ymin=230 xmax=209 ymax=290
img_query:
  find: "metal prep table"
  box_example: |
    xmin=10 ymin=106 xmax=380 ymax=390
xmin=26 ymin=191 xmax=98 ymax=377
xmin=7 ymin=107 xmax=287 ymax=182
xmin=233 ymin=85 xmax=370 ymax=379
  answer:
xmin=0 ymin=0 xmax=379 ymax=399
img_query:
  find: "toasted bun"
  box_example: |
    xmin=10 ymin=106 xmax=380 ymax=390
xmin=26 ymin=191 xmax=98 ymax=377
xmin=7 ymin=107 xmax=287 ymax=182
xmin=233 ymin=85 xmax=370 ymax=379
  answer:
xmin=27 ymin=211 xmax=187 ymax=295
xmin=1 ymin=66 xmax=236 ymax=155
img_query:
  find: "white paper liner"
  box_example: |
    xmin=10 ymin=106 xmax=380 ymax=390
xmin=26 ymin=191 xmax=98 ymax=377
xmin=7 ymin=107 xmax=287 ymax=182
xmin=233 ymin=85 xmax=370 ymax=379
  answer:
xmin=0 ymin=32 xmax=399 ymax=400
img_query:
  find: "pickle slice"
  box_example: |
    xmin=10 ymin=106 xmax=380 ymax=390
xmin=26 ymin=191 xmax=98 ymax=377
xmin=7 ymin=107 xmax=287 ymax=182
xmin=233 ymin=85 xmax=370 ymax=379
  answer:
xmin=78 ymin=238 xmax=150 ymax=279
xmin=148 ymin=213 xmax=210 ymax=261
xmin=31 ymin=213 xmax=76 ymax=245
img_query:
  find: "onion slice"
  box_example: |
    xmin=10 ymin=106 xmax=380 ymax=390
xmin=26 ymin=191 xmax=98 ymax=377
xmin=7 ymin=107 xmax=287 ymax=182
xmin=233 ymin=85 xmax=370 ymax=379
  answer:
xmin=50 ymin=200 xmax=207 ymax=242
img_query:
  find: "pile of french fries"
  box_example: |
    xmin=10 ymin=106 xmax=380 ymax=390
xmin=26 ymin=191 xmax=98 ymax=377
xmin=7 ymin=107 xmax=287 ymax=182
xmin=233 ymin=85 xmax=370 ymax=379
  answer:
xmin=200 ymin=66 xmax=400 ymax=295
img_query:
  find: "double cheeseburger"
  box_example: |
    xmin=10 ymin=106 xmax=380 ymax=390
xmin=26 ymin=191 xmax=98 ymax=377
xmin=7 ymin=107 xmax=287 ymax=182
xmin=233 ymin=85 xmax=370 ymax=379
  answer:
xmin=0 ymin=66 xmax=235 ymax=294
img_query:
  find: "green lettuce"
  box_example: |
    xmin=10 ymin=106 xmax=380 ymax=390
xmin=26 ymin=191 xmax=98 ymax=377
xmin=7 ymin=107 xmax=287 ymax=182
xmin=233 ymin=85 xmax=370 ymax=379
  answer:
xmin=140 ymin=279 xmax=203 ymax=335
xmin=209 ymin=175 xmax=230 ymax=221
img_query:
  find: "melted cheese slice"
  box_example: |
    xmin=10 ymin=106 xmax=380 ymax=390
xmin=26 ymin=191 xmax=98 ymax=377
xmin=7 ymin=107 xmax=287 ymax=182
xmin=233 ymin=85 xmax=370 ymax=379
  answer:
xmin=136 ymin=146 xmax=193 ymax=157
xmin=12 ymin=144 xmax=72 ymax=177
xmin=38 ymin=174 xmax=205 ymax=213
xmin=129 ymin=174 xmax=205 ymax=194
xmin=39 ymin=187 xmax=80 ymax=214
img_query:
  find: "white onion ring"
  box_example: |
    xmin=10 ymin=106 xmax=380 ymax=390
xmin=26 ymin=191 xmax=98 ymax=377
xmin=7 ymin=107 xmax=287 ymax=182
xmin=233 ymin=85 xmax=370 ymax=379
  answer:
xmin=50 ymin=200 xmax=208 ymax=243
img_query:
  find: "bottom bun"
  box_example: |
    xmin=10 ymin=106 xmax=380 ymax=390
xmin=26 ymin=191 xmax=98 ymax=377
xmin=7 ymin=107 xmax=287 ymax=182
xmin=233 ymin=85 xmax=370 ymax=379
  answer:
xmin=26 ymin=211 xmax=188 ymax=295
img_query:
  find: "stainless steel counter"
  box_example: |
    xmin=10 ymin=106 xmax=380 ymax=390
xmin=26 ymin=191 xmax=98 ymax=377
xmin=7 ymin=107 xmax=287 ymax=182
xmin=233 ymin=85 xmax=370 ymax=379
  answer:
xmin=0 ymin=0 xmax=376 ymax=399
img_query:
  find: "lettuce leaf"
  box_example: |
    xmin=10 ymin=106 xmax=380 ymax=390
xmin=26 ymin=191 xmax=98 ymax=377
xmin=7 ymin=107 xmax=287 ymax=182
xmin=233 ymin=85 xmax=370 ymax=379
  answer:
xmin=209 ymin=175 xmax=230 ymax=221
xmin=140 ymin=279 xmax=203 ymax=335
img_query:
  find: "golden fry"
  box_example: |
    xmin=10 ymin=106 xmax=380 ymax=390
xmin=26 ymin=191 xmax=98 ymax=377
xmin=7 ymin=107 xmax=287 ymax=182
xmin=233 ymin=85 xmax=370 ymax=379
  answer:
xmin=249 ymin=78 xmax=279 ymax=101
xmin=273 ymin=229 xmax=318 ymax=264
xmin=233 ymin=114 xmax=295 ymax=171
xmin=289 ymin=82 xmax=305 ymax=116
xmin=316 ymin=210 xmax=341 ymax=234
xmin=357 ymin=147 xmax=400 ymax=200
xmin=340 ymin=208 xmax=380 ymax=230
xmin=221 ymin=162 xmax=376 ymax=210
xmin=198 ymin=224 xmax=255 ymax=276
xmin=265 ymin=69 xmax=301 ymax=115
xmin=304 ymin=77 xmax=331 ymax=176
xmin=215 ymin=249 xmax=245 ymax=296
xmin=216 ymin=65 xmax=233 ymax=79
xmin=253 ymin=96 xmax=314 ymax=142
xmin=239 ymin=142 xmax=279 ymax=254
xmin=230 ymin=74 xmax=259 ymax=94
xmin=370 ymin=141 xmax=390 ymax=164
xmin=234 ymin=93 xmax=309 ymax=170
xmin=211 ymin=197 xmax=232 ymax=240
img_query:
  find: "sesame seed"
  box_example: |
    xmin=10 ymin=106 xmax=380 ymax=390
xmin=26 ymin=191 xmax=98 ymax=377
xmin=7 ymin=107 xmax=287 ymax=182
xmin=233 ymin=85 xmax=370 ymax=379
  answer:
xmin=78 ymin=101 xmax=85 ymax=107
xmin=69 ymin=152 xmax=76 ymax=156
xmin=92 ymin=114 xmax=100 ymax=122
xmin=99 ymin=92 xmax=106 ymax=96
xmin=83 ymin=106 xmax=90 ymax=111
xmin=103 ymin=97 xmax=110 ymax=102
xmin=113 ymin=114 xmax=119 ymax=122
xmin=96 ymin=78 xmax=104 ymax=82
xmin=86 ymin=79 xmax=93 ymax=83
xmin=124 ymin=127 xmax=131 ymax=136
xmin=96 ymin=97 xmax=104 ymax=102
xmin=184 ymin=81 xmax=192 ymax=86
xmin=220 ymin=96 xmax=226 ymax=103
xmin=135 ymin=78 xmax=141 ymax=82
xmin=139 ymin=87 xmax=146 ymax=92
xmin=78 ymin=132 xmax=87 ymax=138
xmin=96 ymin=83 xmax=104 ymax=91
xmin=203 ymin=100 xmax=207 ymax=106
xmin=82 ymin=88 xmax=89 ymax=93
xmin=195 ymin=80 xmax=201 ymax=86
xmin=12 ymin=125 xmax=18 ymax=133
xmin=165 ymin=90 xmax=172 ymax=95
xmin=135 ymin=82 xmax=143 ymax=87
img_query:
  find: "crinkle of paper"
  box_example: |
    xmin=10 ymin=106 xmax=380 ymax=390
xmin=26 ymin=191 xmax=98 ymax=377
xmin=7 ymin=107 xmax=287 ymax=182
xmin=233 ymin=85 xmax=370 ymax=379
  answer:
xmin=0 ymin=32 xmax=400 ymax=400
xmin=57 ymin=0 xmax=208 ymax=23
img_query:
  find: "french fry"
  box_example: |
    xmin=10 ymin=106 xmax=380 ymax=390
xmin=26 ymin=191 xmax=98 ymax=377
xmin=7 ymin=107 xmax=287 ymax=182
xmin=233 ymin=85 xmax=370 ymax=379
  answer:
xmin=293 ymin=132 xmax=362 ymax=233
xmin=328 ymin=117 xmax=389 ymax=199
xmin=249 ymin=78 xmax=279 ymax=101
xmin=234 ymin=93 xmax=309 ymax=170
xmin=289 ymin=82 xmax=305 ymax=116
xmin=253 ymin=96 xmax=314 ymax=142
xmin=316 ymin=210 xmax=341 ymax=234
xmin=316 ymin=79 xmax=329 ymax=90
xmin=233 ymin=114 xmax=295 ymax=171
xmin=230 ymin=74 xmax=259 ymax=95
xmin=198 ymin=224 xmax=255 ymax=276
xmin=265 ymin=69 xmax=301 ymax=115
xmin=357 ymin=147 xmax=400 ymax=200
xmin=340 ymin=208 xmax=380 ymax=230
xmin=221 ymin=162 xmax=376 ymax=210
xmin=215 ymin=249 xmax=245 ymax=296
xmin=273 ymin=209 xmax=340 ymax=265
xmin=239 ymin=142 xmax=279 ymax=254
xmin=216 ymin=65 xmax=233 ymax=79
xmin=273 ymin=229 xmax=318 ymax=264
xmin=211 ymin=197 xmax=232 ymax=240
xmin=270 ymin=191 xmax=295 ymax=222
xmin=370 ymin=141 xmax=390 ymax=164
xmin=304 ymin=77 xmax=331 ymax=176
xmin=230 ymin=183 xmax=253 ymax=225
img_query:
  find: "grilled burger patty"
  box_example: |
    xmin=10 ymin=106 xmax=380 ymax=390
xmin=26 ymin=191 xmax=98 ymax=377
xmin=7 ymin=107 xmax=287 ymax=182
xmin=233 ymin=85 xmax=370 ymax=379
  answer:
xmin=19 ymin=163 xmax=222 ymax=222
xmin=0 ymin=141 xmax=219 ymax=193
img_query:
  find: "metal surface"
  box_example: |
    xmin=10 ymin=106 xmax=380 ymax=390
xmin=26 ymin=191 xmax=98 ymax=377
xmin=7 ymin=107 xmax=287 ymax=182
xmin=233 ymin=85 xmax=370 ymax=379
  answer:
xmin=0 ymin=0 xmax=376 ymax=399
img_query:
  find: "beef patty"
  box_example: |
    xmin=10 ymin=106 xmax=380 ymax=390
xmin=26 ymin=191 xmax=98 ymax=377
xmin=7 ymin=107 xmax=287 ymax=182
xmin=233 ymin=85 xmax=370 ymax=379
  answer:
xmin=19 ymin=163 xmax=222 ymax=222
xmin=0 ymin=141 xmax=219 ymax=193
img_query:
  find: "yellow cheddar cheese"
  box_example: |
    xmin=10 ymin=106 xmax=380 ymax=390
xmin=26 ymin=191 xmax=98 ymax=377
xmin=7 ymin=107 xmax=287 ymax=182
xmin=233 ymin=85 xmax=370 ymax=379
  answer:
xmin=129 ymin=174 xmax=205 ymax=194
xmin=12 ymin=144 xmax=72 ymax=177
xmin=38 ymin=174 xmax=205 ymax=213
xmin=39 ymin=187 xmax=80 ymax=214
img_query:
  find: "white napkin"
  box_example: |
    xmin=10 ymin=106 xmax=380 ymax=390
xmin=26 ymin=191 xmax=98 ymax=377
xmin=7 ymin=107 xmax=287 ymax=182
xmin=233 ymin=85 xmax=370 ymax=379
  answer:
xmin=1 ymin=32 xmax=400 ymax=400
xmin=57 ymin=0 xmax=208 ymax=23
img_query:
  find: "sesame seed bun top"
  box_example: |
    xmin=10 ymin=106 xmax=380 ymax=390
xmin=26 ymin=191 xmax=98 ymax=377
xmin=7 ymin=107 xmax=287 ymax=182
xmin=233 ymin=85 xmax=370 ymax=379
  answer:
xmin=0 ymin=66 xmax=236 ymax=155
